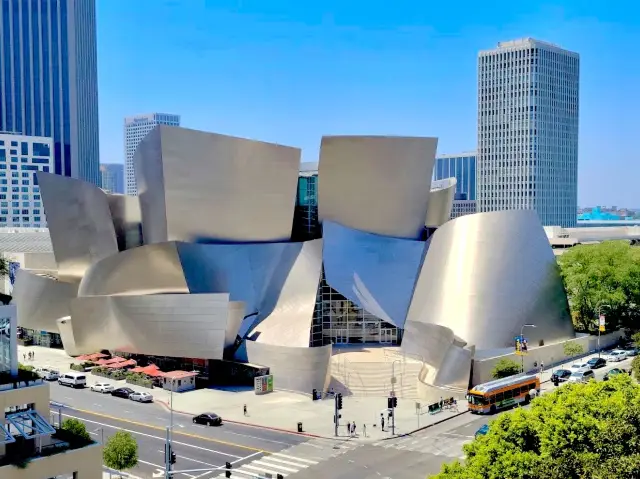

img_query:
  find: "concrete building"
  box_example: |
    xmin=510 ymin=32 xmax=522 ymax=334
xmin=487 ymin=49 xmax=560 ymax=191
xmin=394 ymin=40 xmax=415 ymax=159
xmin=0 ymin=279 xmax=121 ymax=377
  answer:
xmin=0 ymin=305 xmax=102 ymax=478
xmin=0 ymin=0 xmax=100 ymax=186
xmin=0 ymin=134 xmax=53 ymax=228
xmin=451 ymin=199 xmax=477 ymax=219
xmin=100 ymin=163 xmax=124 ymax=194
xmin=477 ymin=38 xmax=580 ymax=227
xmin=124 ymin=113 xmax=180 ymax=195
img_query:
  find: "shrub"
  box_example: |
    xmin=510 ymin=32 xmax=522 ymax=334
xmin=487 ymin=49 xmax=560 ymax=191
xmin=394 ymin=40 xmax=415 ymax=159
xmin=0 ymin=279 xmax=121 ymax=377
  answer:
xmin=61 ymin=418 xmax=91 ymax=442
xmin=632 ymin=356 xmax=640 ymax=381
xmin=103 ymin=431 xmax=138 ymax=472
xmin=491 ymin=358 xmax=521 ymax=379
xmin=70 ymin=363 xmax=85 ymax=372
xmin=563 ymin=341 xmax=584 ymax=358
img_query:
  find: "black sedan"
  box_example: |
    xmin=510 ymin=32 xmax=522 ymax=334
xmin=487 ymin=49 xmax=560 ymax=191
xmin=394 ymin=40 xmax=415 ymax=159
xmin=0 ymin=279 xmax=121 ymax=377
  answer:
xmin=604 ymin=368 xmax=629 ymax=381
xmin=111 ymin=387 xmax=135 ymax=399
xmin=192 ymin=413 xmax=222 ymax=426
xmin=551 ymin=369 xmax=572 ymax=383
xmin=587 ymin=357 xmax=607 ymax=369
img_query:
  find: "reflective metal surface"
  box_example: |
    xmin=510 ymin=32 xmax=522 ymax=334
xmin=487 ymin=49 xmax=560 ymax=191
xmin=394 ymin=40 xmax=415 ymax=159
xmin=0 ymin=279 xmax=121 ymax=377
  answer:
xmin=245 ymin=341 xmax=332 ymax=393
xmin=425 ymin=178 xmax=456 ymax=227
xmin=318 ymin=136 xmax=438 ymax=239
xmin=322 ymin=220 xmax=427 ymax=328
xmin=106 ymin=193 xmax=143 ymax=250
xmin=56 ymin=317 xmax=80 ymax=357
xmin=12 ymin=270 xmax=78 ymax=332
xmin=135 ymin=126 xmax=301 ymax=244
xmin=407 ymin=210 xmax=574 ymax=350
xmin=78 ymin=242 xmax=188 ymax=297
xmin=70 ymin=294 xmax=245 ymax=358
xmin=247 ymin=239 xmax=323 ymax=347
xmin=37 ymin=172 xmax=118 ymax=281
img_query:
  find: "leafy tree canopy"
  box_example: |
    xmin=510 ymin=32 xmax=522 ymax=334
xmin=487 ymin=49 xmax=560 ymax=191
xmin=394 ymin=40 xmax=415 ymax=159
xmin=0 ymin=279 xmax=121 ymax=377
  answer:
xmin=432 ymin=375 xmax=640 ymax=479
xmin=557 ymin=241 xmax=640 ymax=331
xmin=103 ymin=431 xmax=138 ymax=472
xmin=491 ymin=358 xmax=521 ymax=379
xmin=61 ymin=418 xmax=91 ymax=442
xmin=563 ymin=341 xmax=584 ymax=358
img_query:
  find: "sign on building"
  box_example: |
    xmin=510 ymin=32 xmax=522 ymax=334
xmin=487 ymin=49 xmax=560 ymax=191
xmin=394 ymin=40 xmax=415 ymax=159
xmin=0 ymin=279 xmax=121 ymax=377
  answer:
xmin=0 ymin=305 xmax=17 ymax=375
xmin=254 ymin=374 xmax=274 ymax=395
xmin=599 ymin=315 xmax=606 ymax=332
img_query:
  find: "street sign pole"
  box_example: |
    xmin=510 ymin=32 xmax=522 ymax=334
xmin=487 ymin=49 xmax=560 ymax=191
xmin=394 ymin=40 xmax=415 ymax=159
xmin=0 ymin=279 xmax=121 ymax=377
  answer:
xmin=164 ymin=426 xmax=170 ymax=479
xmin=334 ymin=395 xmax=338 ymax=437
xmin=598 ymin=315 xmax=606 ymax=357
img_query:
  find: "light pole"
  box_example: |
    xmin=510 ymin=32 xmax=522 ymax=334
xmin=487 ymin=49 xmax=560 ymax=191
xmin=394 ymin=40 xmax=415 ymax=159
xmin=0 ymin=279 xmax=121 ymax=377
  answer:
xmin=390 ymin=359 xmax=402 ymax=436
xmin=520 ymin=324 xmax=536 ymax=373
xmin=165 ymin=376 xmax=176 ymax=479
xmin=597 ymin=304 xmax=611 ymax=358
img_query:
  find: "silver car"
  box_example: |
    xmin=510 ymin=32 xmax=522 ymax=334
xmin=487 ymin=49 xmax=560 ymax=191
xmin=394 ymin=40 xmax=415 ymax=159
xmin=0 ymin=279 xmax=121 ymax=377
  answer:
xmin=568 ymin=369 xmax=595 ymax=383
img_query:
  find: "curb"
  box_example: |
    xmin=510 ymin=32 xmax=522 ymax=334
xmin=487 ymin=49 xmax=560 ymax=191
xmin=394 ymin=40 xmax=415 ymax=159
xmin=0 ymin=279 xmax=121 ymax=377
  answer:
xmin=379 ymin=409 xmax=471 ymax=440
xmin=156 ymin=400 xmax=328 ymax=439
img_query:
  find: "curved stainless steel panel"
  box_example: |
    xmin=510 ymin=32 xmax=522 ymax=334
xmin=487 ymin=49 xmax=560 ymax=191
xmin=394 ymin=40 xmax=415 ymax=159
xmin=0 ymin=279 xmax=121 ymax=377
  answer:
xmin=11 ymin=270 xmax=78 ymax=332
xmin=70 ymin=294 xmax=245 ymax=358
xmin=407 ymin=210 xmax=574 ymax=350
xmin=425 ymin=178 xmax=457 ymax=228
xmin=56 ymin=317 xmax=80 ymax=357
xmin=317 ymin=136 xmax=438 ymax=239
xmin=248 ymin=239 xmax=323 ymax=347
xmin=135 ymin=126 xmax=301 ymax=244
xmin=245 ymin=341 xmax=332 ymax=394
xmin=106 ymin=194 xmax=143 ymax=251
xmin=78 ymin=242 xmax=188 ymax=297
xmin=177 ymin=240 xmax=322 ymax=337
xmin=37 ymin=172 xmax=119 ymax=281
xmin=322 ymin=221 xmax=426 ymax=328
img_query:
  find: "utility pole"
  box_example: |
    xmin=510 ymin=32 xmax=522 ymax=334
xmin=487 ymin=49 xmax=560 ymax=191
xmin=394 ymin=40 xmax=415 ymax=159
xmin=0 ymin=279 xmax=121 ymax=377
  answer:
xmin=165 ymin=426 xmax=170 ymax=479
xmin=334 ymin=393 xmax=342 ymax=436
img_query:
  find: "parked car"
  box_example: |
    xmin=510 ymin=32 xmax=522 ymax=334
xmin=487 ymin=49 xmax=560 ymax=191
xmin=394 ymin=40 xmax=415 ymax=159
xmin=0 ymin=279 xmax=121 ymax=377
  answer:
xmin=551 ymin=369 xmax=572 ymax=383
xmin=91 ymin=382 xmax=114 ymax=393
xmin=475 ymin=424 xmax=489 ymax=438
xmin=35 ymin=367 xmax=60 ymax=381
xmin=570 ymin=362 xmax=590 ymax=371
xmin=111 ymin=387 xmax=135 ymax=399
xmin=623 ymin=347 xmax=639 ymax=357
xmin=58 ymin=372 xmax=87 ymax=388
xmin=603 ymin=350 xmax=628 ymax=362
xmin=604 ymin=368 xmax=629 ymax=381
xmin=587 ymin=357 xmax=607 ymax=369
xmin=129 ymin=391 xmax=153 ymax=403
xmin=568 ymin=369 xmax=596 ymax=383
xmin=192 ymin=413 xmax=222 ymax=426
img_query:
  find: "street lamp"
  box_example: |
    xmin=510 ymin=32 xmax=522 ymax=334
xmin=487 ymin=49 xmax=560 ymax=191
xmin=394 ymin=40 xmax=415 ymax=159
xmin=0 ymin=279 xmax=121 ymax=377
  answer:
xmin=597 ymin=304 xmax=611 ymax=358
xmin=520 ymin=324 xmax=536 ymax=373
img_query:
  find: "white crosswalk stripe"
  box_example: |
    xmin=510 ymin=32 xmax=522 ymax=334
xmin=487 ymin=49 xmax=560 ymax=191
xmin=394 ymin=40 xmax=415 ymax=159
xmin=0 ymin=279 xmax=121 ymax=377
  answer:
xmin=211 ymin=438 xmax=362 ymax=478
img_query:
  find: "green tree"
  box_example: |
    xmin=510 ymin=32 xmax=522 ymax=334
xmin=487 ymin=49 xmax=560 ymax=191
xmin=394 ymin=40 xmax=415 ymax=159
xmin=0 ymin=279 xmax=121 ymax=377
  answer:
xmin=432 ymin=375 xmax=640 ymax=479
xmin=491 ymin=358 xmax=521 ymax=379
xmin=563 ymin=341 xmax=584 ymax=358
xmin=632 ymin=356 xmax=640 ymax=381
xmin=61 ymin=418 xmax=91 ymax=442
xmin=103 ymin=431 xmax=138 ymax=474
xmin=557 ymin=241 xmax=640 ymax=331
xmin=632 ymin=331 xmax=640 ymax=348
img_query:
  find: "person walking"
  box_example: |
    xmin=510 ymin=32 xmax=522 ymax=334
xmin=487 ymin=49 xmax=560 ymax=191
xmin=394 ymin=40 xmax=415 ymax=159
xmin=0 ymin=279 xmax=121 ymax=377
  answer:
xmin=243 ymin=404 xmax=248 ymax=416
xmin=23 ymin=353 xmax=26 ymax=362
xmin=540 ymin=361 xmax=544 ymax=372
xmin=352 ymin=422 xmax=357 ymax=437
xmin=380 ymin=415 xmax=385 ymax=431
xmin=346 ymin=421 xmax=351 ymax=436
xmin=363 ymin=423 xmax=367 ymax=437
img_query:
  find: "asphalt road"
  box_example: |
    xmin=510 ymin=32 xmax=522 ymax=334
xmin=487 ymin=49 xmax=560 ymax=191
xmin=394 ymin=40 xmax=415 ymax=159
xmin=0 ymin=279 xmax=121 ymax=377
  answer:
xmin=48 ymin=381 xmax=315 ymax=478
xmin=376 ymin=353 xmax=637 ymax=477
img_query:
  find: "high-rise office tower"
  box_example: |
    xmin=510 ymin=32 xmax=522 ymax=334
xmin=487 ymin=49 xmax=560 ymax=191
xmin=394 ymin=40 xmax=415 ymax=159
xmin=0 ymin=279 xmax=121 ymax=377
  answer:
xmin=434 ymin=152 xmax=477 ymax=219
xmin=0 ymin=0 xmax=100 ymax=186
xmin=99 ymin=163 xmax=124 ymax=194
xmin=124 ymin=113 xmax=180 ymax=195
xmin=477 ymin=38 xmax=579 ymax=227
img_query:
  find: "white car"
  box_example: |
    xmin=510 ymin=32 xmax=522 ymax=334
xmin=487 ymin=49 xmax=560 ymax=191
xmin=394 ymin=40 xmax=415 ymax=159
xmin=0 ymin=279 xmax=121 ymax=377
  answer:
xmin=568 ymin=369 xmax=595 ymax=383
xmin=129 ymin=391 xmax=153 ymax=403
xmin=36 ymin=367 xmax=59 ymax=381
xmin=603 ymin=350 xmax=627 ymax=362
xmin=570 ymin=362 xmax=590 ymax=371
xmin=91 ymin=382 xmax=114 ymax=393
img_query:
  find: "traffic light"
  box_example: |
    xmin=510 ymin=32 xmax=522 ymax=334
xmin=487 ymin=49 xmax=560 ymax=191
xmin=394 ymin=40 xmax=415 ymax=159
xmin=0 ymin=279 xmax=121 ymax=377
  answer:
xmin=336 ymin=393 xmax=343 ymax=410
xmin=170 ymin=451 xmax=176 ymax=464
xmin=225 ymin=461 xmax=232 ymax=478
xmin=387 ymin=397 xmax=393 ymax=409
xmin=392 ymin=397 xmax=398 ymax=408
xmin=277 ymin=475 xmax=284 ymax=479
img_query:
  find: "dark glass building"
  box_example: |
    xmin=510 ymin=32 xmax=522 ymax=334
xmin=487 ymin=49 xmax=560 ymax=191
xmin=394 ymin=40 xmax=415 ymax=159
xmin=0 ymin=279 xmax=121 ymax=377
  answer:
xmin=433 ymin=152 xmax=476 ymax=201
xmin=0 ymin=0 xmax=100 ymax=185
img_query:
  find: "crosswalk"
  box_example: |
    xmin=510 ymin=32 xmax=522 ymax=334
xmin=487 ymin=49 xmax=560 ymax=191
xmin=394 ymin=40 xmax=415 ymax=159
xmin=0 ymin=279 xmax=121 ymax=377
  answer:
xmin=372 ymin=430 xmax=474 ymax=459
xmin=211 ymin=437 xmax=362 ymax=478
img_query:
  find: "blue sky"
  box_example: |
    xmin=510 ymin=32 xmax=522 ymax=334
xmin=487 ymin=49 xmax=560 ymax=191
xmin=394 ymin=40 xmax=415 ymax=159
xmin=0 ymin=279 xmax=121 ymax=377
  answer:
xmin=97 ymin=0 xmax=639 ymax=207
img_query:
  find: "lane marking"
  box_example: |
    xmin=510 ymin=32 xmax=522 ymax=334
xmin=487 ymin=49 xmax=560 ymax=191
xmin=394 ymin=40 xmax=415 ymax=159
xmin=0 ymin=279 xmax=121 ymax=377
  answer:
xmin=60 ymin=412 xmax=243 ymax=459
xmin=64 ymin=406 xmax=269 ymax=454
xmin=219 ymin=428 xmax=299 ymax=447
xmin=139 ymin=459 xmax=196 ymax=478
xmin=253 ymin=459 xmax=298 ymax=472
xmin=262 ymin=456 xmax=310 ymax=468
xmin=242 ymin=463 xmax=288 ymax=476
xmin=156 ymin=450 xmax=219 ymax=468
xmin=441 ymin=432 xmax=474 ymax=439
xmin=271 ymin=452 xmax=318 ymax=464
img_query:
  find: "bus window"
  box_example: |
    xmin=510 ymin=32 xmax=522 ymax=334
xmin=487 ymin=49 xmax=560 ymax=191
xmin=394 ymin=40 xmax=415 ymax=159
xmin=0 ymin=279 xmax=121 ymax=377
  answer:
xmin=496 ymin=392 xmax=504 ymax=402
xmin=504 ymin=389 xmax=513 ymax=399
xmin=489 ymin=395 xmax=495 ymax=404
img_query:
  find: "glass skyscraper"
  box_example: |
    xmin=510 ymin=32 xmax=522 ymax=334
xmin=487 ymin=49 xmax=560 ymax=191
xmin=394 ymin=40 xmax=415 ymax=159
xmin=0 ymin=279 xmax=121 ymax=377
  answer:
xmin=0 ymin=0 xmax=100 ymax=186
xmin=477 ymin=38 xmax=579 ymax=227
xmin=100 ymin=163 xmax=124 ymax=194
xmin=433 ymin=152 xmax=476 ymax=201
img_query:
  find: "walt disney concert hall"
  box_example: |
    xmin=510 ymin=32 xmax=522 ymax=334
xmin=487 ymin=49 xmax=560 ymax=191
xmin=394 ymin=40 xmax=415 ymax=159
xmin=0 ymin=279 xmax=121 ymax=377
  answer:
xmin=11 ymin=126 xmax=575 ymax=400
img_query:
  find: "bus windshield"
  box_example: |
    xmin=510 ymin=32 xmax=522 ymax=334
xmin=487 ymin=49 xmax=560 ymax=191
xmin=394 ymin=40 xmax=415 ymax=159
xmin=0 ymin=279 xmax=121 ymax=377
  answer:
xmin=468 ymin=394 xmax=487 ymax=406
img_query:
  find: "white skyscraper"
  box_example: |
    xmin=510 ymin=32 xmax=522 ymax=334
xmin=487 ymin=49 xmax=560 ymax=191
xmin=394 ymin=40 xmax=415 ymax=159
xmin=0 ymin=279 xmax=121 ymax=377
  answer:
xmin=477 ymin=38 xmax=579 ymax=227
xmin=124 ymin=113 xmax=180 ymax=195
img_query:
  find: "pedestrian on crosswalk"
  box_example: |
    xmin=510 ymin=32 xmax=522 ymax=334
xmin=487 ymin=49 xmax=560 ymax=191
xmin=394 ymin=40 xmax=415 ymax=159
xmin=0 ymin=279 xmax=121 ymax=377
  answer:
xmin=346 ymin=421 xmax=351 ymax=436
xmin=381 ymin=414 xmax=385 ymax=431
xmin=352 ymin=422 xmax=357 ymax=437
xmin=363 ymin=423 xmax=367 ymax=437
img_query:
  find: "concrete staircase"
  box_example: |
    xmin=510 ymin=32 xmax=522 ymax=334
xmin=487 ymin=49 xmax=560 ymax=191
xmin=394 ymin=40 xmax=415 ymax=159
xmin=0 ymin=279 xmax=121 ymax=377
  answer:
xmin=330 ymin=348 xmax=422 ymax=399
